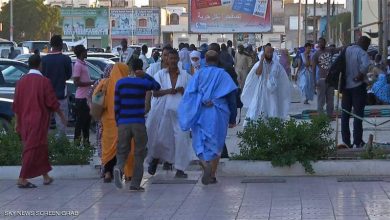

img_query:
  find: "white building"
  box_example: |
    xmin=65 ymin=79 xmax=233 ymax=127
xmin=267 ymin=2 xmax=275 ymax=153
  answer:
xmin=46 ymin=0 xmax=93 ymax=7
xmin=97 ymin=0 xmax=149 ymax=7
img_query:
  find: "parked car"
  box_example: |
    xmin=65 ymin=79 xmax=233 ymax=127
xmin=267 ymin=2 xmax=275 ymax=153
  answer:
xmin=87 ymin=48 xmax=105 ymax=53
xmin=0 ymin=58 xmax=103 ymax=124
xmin=19 ymin=41 xmax=49 ymax=53
xmin=0 ymin=59 xmax=29 ymax=90
xmin=86 ymin=57 xmax=115 ymax=72
xmin=0 ymin=47 xmax=30 ymax=59
xmin=0 ymin=97 xmax=13 ymax=130
xmin=86 ymin=52 xmax=117 ymax=59
xmin=110 ymin=57 xmax=119 ymax=63
xmin=0 ymin=39 xmax=17 ymax=48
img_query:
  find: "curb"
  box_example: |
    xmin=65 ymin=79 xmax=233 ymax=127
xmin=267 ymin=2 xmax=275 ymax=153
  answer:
xmin=0 ymin=165 xmax=100 ymax=179
xmin=218 ymin=160 xmax=390 ymax=176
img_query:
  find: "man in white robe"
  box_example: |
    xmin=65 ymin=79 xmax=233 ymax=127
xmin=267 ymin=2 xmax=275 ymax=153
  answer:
xmin=145 ymin=46 xmax=172 ymax=113
xmin=146 ymin=49 xmax=193 ymax=178
xmin=241 ymin=45 xmax=291 ymax=123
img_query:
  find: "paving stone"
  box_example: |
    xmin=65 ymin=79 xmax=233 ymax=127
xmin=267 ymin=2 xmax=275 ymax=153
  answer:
xmin=1 ymin=175 xmax=390 ymax=219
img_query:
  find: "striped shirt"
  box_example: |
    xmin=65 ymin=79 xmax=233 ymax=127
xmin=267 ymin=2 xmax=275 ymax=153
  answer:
xmin=115 ymin=74 xmax=161 ymax=125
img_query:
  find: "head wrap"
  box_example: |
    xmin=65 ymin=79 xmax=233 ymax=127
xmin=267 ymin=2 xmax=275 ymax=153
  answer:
xmin=190 ymin=50 xmax=201 ymax=69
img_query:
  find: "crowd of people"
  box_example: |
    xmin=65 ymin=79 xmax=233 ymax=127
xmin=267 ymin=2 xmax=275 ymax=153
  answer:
xmin=11 ymin=34 xmax=390 ymax=190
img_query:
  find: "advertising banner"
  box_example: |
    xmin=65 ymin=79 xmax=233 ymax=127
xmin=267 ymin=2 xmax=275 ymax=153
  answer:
xmin=189 ymin=0 xmax=272 ymax=33
xmin=110 ymin=8 xmax=160 ymax=37
xmin=61 ymin=8 xmax=109 ymax=36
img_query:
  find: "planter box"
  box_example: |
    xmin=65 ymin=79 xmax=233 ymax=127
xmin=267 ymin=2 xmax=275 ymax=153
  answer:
xmin=218 ymin=160 xmax=390 ymax=176
xmin=0 ymin=165 xmax=99 ymax=179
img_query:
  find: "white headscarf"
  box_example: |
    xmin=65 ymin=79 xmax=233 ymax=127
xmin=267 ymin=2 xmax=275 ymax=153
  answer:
xmin=190 ymin=51 xmax=201 ymax=69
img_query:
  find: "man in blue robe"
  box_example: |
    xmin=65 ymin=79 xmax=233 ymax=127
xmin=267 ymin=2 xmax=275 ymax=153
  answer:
xmin=178 ymin=51 xmax=238 ymax=185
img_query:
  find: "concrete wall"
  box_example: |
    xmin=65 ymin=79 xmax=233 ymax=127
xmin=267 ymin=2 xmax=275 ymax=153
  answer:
xmin=361 ymin=0 xmax=379 ymax=45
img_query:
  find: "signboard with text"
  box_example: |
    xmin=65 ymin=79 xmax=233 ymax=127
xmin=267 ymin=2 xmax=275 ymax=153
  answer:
xmin=110 ymin=8 xmax=160 ymax=37
xmin=189 ymin=0 xmax=272 ymax=33
xmin=61 ymin=8 xmax=109 ymax=36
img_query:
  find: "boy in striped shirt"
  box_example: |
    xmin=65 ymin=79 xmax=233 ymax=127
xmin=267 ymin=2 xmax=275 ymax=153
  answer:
xmin=114 ymin=58 xmax=161 ymax=191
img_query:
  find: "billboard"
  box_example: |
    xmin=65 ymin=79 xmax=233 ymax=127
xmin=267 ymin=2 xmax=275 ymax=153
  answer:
xmin=189 ymin=0 xmax=272 ymax=33
xmin=61 ymin=8 xmax=109 ymax=36
xmin=110 ymin=8 xmax=160 ymax=37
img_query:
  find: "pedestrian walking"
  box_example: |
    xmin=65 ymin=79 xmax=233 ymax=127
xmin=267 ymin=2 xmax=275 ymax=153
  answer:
xmin=13 ymin=55 xmax=67 ymax=188
xmin=178 ymin=50 xmax=238 ymax=185
xmin=113 ymin=59 xmax=161 ymax=191
xmin=312 ymin=37 xmax=343 ymax=117
xmin=297 ymin=43 xmax=315 ymax=104
xmin=241 ymin=45 xmax=291 ymax=122
xmin=99 ymin=63 xmax=136 ymax=183
xmin=147 ymin=50 xmax=193 ymax=178
xmin=41 ymin=35 xmax=72 ymax=135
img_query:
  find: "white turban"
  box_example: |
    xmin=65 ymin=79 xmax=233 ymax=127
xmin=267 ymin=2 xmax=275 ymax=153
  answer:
xmin=190 ymin=50 xmax=201 ymax=59
xmin=190 ymin=50 xmax=201 ymax=69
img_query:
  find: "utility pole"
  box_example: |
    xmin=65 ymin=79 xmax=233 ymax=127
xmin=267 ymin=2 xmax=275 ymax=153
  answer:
xmin=298 ymin=0 xmax=302 ymax=47
xmin=314 ymin=0 xmax=317 ymax=42
xmin=131 ymin=0 xmax=134 ymax=45
xmin=382 ymin=0 xmax=388 ymax=59
xmin=10 ymin=0 xmax=13 ymax=42
xmin=379 ymin=0 xmax=383 ymax=55
xmin=304 ymin=0 xmax=308 ymax=43
xmin=326 ymin=0 xmax=331 ymax=42
xmin=71 ymin=0 xmax=74 ymax=42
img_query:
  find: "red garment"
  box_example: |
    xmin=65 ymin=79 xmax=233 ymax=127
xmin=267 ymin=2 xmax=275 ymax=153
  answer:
xmin=12 ymin=73 xmax=60 ymax=179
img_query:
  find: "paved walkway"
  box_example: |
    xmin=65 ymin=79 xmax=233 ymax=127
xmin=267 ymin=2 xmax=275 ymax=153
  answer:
xmin=2 ymin=173 xmax=390 ymax=220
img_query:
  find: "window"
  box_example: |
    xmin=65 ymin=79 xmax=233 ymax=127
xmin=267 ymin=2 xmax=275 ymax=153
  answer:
xmin=85 ymin=18 xmax=95 ymax=28
xmin=289 ymin=16 xmax=303 ymax=30
xmin=169 ymin=13 xmax=179 ymax=25
xmin=0 ymin=63 xmax=29 ymax=85
xmin=138 ymin=18 xmax=147 ymax=27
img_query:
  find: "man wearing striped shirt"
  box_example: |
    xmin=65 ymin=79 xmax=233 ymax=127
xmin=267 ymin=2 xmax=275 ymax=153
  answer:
xmin=113 ymin=58 xmax=161 ymax=191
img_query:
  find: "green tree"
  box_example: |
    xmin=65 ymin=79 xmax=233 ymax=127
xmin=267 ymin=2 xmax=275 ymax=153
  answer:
xmin=0 ymin=0 xmax=62 ymax=42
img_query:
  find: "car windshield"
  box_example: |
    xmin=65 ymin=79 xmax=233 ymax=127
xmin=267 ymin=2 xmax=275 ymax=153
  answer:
xmin=0 ymin=42 xmax=15 ymax=47
xmin=26 ymin=42 xmax=48 ymax=51
xmin=0 ymin=63 xmax=28 ymax=84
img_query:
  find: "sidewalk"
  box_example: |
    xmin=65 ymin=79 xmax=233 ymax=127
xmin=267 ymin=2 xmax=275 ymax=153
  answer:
xmin=2 ymin=174 xmax=390 ymax=220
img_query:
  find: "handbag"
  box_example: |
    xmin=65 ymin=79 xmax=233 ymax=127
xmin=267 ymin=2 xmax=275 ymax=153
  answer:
xmin=90 ymin=79 xmax=109 ymax=120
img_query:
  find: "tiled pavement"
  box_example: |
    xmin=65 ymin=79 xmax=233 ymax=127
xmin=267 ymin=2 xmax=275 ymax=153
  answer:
xmin=2 ymin=173 xmax=390 ymax=220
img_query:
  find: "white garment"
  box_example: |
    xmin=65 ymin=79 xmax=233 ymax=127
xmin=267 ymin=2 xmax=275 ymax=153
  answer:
xmin=146 ymin=62 xmax=162 ymax=77
xmin=28 ymin=69 xmax=43 ymax=76
xmin=179 ymin=48 xmax=190 ymax=70
xmin=241 ymin=60 xmax=291 ymax=124
xmin=119 ymin=47 xmax=134 ymax=64
xmin=146 ymin=68 xmax=193 ymax=171
xmin=139 ymin=53 xmax=150 ymax=71
xmin=258 ymin=51 xmax=280 ymax=62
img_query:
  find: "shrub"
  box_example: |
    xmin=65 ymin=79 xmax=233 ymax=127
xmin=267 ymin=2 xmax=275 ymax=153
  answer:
xmin=0 ymin=123 xmax=23 ymax=165
xmin=233 ymin=115 xmax=334 ymax=174
xmin=0 ymin=121 xmax=93 ymax=166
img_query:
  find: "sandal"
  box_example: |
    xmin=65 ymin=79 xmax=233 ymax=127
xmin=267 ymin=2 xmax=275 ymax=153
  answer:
xmin=18 ymin=182 xmax=37 ymax=189
xmin=103 ymin=173 xmax=112 ymax=183
xmin=43 ymin=178 xmax=54 ymax=185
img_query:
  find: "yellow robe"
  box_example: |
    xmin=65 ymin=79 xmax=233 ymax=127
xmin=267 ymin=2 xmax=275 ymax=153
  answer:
xmin=97 ymin=63 xmax=135 ymax=177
